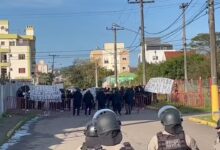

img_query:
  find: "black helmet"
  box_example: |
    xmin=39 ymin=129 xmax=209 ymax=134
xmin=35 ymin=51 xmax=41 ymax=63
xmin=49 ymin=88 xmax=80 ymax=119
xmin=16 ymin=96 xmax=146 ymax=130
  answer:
xmin=93 ymin=109 xmax=121 ymax=135
xmin=160 ymin=108 xmax=182 ymax=126
xmin=92 ymin=109 xmax=122 ymax=146
xmin=84 ymin=121 xmax=98 ymax=137
xmin=216 ymin=119 xmax=220 ymax=129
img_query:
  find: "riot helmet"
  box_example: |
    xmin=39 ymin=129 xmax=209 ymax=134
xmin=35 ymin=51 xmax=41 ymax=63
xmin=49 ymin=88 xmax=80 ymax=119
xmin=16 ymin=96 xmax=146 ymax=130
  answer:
xmin=158 ymin=105 xmax=178 ymax=119
xmin=83 ymin=121 xmax=101 ymax=149
xmin=84 ymin=121 xmax=98 ymax=137
xmin=92 ymin=109 xmax=122 ymax=146
xmin=159 ymin=107 xmax=183 ymax=134
xmin=93 ymin=109 xmax=121 ymax=135
xmin=160 ymin=108 xmax=182 ymax=126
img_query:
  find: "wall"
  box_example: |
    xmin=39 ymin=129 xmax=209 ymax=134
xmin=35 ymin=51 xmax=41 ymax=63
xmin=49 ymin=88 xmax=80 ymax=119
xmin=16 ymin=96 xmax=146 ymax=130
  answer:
xmin=145 ymin=49 xmax=176 ymax=64
xmin=10 ymin=46 xmax=30 ymax=79
xmin=0 ymin=82 xmax=31 ymax=114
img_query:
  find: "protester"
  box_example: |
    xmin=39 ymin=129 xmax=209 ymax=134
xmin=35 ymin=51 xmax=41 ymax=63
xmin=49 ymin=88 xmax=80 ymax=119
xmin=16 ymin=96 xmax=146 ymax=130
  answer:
xmin=72 ymin=88 xmax=83 ymax=116
xmin=83 ymin=90 xmax=94 ymax=115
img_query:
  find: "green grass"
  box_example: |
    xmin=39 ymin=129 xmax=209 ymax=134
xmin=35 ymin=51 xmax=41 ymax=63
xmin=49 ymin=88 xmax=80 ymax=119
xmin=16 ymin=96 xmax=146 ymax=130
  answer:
xmin=150 ymin=100 xmax=211 ymax=114
xmin=0 ymin=112 xmax=11 ymax=124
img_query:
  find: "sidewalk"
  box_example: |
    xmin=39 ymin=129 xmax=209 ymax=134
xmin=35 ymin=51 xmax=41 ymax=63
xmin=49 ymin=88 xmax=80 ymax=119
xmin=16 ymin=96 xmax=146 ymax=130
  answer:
xmin=188 ymin=116 xmax=217 ymax=128
xmin=0 ymin=109 xmax=42 ymax=146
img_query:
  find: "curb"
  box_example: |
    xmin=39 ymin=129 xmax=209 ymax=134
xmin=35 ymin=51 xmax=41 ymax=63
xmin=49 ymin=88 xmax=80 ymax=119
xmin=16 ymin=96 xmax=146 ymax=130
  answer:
xmin=188 ymin=117 xmax=217 ymax=128
xmin=3 ymin=115 xmax=36 ymax=145
xmin=146 ymin=106 xmax=159 ymax=110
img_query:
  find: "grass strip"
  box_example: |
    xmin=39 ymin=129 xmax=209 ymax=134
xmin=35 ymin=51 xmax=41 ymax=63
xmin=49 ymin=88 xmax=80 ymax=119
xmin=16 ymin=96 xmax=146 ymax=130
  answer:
xmin=0 ymin=113 xmax=36 ymax=146
xmin=148 ymin=101 xmax=210 ymax=114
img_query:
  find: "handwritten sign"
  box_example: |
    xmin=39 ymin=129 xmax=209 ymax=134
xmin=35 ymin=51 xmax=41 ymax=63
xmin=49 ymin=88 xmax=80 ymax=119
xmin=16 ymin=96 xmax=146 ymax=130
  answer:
xmin=144 ymin=77 xmax=174 ymax=94
xmin=30 ymin=85 xmax=62 ymax=102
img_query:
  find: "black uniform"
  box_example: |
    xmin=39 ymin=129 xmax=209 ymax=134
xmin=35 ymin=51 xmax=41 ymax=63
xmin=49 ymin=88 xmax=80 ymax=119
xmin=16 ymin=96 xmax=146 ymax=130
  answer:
xmin=83 ymin=91 xmax=94 ymax=115
xmin=73 ymin=90 xmax=82 ymax=116
xmin=96 ymin=90 xmax=106 ymax=110
xmin=112 ymin=91 xmax=123 ymax=115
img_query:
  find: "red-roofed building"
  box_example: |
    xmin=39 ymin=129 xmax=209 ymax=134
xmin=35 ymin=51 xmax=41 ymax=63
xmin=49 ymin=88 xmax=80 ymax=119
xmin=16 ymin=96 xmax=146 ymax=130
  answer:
xmin=164 ymin=51 xmax=183 ymax=60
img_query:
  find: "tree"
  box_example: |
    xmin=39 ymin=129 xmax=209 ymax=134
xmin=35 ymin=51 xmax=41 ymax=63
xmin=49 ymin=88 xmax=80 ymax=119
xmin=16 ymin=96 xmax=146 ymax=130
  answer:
xmin=190 ymin=33 xmax=220 ymax=55
xmin=38 ymin=73 xmax=53 ymax=85
xmin=190 ymin=33 xmax=220 ymax=81
xmin=61 ymin=59 xmax=114 ymax=89
xmin=134 ymin=54 xmax=210 ymax=83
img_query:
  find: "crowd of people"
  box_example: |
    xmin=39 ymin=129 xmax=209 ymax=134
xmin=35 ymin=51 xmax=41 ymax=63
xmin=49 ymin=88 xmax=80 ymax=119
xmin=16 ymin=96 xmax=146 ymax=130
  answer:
xmin=68 ymin=85 xmax=152 ymax=116
xmin=15 ymin=84 xmax=153 ymax=114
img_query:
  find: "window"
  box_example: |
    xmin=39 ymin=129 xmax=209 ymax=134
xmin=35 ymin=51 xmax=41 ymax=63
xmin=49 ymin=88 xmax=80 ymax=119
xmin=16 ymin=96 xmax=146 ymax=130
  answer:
xmin=9 ymin=41 xmax=15 ymax=46
xmin=19 ymin=68 xmax=25 ymax=73
xmin=152 ymin=56 xmax=158 ymax=60
xmin=122 ymin=67 xmax=126 ymax=70
xmin=1 ymin=41 xmax=5 ymax=46
xmin=18 ymin=39 xmax=23 ymax=44
xmin=122 ymin=57 xmax=126 ymax=60
xmin=104 ymin=59 xmax=109 ymax=64
xmin=163 ymin=47 xmax=167 ymax=50
xmin=0 ymin=26 xmax=4 ymax=30
xmin=18 ymin=54 xmax=25 ymax=60
xmin=1 ymin=68 xmax=7 ymax=78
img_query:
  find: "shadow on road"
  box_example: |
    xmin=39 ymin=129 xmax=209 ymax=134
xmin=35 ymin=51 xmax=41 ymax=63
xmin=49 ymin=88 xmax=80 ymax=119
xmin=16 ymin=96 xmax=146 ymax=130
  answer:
xmin=8 ymin=108 xmax=158 ymax=150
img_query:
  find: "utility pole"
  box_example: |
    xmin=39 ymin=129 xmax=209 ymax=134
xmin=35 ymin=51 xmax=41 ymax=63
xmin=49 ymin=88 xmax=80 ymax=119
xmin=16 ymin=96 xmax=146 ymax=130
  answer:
xmin=49 ymin=54 xmax=58 ymax=85
xmin=95 ymin=60 xmax=98 ymax=88
xmin=208 ymin=0 xmax=219 ymax=121
xmin=106 ymin=24 xmax=124 ymax=87
xmin=180 ymin=3 xmax=189 ymax=92
xmin=128 ymin=0 xmax=154 ymax=85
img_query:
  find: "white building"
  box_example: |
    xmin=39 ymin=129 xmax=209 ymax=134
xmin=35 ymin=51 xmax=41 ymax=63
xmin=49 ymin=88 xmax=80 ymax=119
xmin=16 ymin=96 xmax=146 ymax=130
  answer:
xmin=90 ymin=43 xmax=130 ymax=73
xmin=139 ymin=37 xmax=178 ymax=64
xmin=0 ymin=20 xmax=36 ymax=81
xmin=36 ymin=60 xmax=48 ymax=74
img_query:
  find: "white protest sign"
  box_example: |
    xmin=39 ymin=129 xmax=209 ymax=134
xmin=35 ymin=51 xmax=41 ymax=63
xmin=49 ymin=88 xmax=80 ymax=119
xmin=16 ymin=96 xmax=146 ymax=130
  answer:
xmin=144 ymin=77 xmax=174 ymax=94
xmin=30 ymin=85 xmax=62 ymax=102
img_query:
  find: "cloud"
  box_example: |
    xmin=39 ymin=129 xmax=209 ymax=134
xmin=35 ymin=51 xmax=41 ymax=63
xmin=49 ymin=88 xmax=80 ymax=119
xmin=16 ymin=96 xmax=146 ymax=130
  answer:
xmin=2 ymin=0 xmax=63 ymax=8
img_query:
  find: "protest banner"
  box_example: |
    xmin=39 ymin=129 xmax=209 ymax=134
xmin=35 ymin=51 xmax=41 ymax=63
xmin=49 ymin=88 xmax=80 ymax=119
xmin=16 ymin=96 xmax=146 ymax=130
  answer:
xmin=29 ymin=85 xmax=62 ymax=102
xmin=144 ymin=77 xmax=174 ymax=94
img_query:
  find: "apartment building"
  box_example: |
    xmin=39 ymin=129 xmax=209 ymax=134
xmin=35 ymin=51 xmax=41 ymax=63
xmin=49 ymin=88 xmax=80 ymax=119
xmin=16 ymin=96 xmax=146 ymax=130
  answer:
xmin=36 ymin=60 xmax=48 ymax=74
xmin=90 ymin=43 xmax=130 ymax=73
xmin=0 ymin=20 xmax=36 ymax=81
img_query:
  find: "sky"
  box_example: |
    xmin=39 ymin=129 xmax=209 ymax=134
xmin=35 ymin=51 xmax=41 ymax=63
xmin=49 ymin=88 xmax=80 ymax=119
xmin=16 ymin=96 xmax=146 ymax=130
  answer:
xmin=0 ymin=0 xmax=219 ymax=69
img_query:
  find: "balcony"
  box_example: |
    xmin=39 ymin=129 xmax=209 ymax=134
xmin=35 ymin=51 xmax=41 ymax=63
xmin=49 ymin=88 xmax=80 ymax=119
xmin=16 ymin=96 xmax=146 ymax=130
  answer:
xmin=0 ymin=60 xmax=10 ymax=67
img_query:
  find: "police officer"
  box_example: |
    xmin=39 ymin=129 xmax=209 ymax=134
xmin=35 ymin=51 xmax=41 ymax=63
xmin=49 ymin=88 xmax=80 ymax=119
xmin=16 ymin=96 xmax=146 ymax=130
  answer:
xmin=148 ymin=106 xmax=199 ymax=150
xmin=78 ymin=109 xmax=134 ymax=150
xmin=214 ymin=119 xmax=220 ymax=150
xmin=77 ymin=121 xmax=102 ymax=150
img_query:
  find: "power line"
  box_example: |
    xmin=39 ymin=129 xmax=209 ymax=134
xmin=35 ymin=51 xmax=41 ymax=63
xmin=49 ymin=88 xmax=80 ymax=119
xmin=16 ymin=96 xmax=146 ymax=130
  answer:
xmin=159 ymin=4 xmax=208 ymax=41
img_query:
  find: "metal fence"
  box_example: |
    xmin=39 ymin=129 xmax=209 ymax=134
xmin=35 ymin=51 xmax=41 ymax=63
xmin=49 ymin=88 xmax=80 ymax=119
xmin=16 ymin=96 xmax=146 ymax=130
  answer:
xmin=170 ymin=79 xmax=212 ymax=108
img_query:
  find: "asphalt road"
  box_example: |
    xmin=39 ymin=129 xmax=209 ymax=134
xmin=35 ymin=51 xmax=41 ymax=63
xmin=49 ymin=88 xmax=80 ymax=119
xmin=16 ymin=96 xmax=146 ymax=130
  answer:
xmin=8 ymin=109 xmax=217 ymax=150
